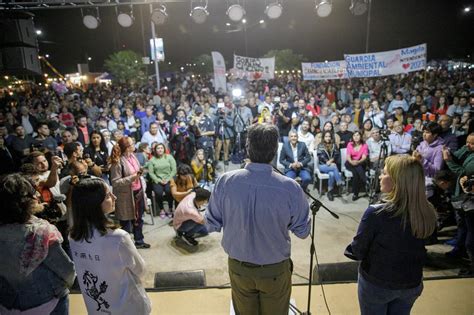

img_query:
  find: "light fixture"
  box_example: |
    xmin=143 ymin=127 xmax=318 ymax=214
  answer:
xmin=35 ymin=29 xmax=42 ymax=35
xmin=315 ymin=0 xmax=332 ymax=17
xmin=190 ymin=0 xmax=209 ymax=24
xmin=151 ymin=5 xmax=168 ymax=25
xmin=117 ymin=6 xmax=134 ymax=27
xmin=265 ymin=2 xmax=283 ymax=19
xmin=350 ymin=0 xmax=368 ymax=15
xmin=259 ymin=19 xmax=265 ymax=24
xmin=226 ymin=22 xmax=231 ymax=26
xmin=464 ymin=6 xmax=471 ymax=13
xmin=227 ymin=4 xmax=245 ymax=22
xmin=242 ymin=18 xmax=247 ymax=24
xmin=232 ymin=88 xmax=242 ymax=98
xmin=82 ymin=8 xmax=101 ymax=29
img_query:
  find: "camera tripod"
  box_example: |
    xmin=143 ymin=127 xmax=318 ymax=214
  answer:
xmin=368 ymin=139 xmax=389 ymax=204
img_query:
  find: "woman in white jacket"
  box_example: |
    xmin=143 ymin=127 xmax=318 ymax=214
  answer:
xmin=69 ymin=177 xmax=151 ymax=315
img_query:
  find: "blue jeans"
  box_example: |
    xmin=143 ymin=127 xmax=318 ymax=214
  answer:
xmin=319 ymin=164 xmax=342 ymax=190
xmin=285 ymin=169 xmax=312 ymax=190
xmin=358 ymin=274 xmax=423 ymax=315
xmin=178 ymin=219 xmax=208 ymax=237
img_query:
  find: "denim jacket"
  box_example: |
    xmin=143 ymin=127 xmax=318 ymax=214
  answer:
xmin=0 ymin=220 xmax=76 ymax=311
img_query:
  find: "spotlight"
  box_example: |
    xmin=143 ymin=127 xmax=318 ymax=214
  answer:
xmin=227 ymin=4 xmax=245 ymax=22
xmin=464 ymin=6 xmax=471 ymax=13
xmin=232 ymin=88 xmax=242 ymax=98
xmin=117 ymin=13 xmax=134 ymax=27
xmin=151 ymin=5 xmax=168 ymax=25
xmin=265 ymin=2 xmax=283 ymax=19
xmin=315 ymin=0 xmax=332 ymax=17
xmin=242 ymin=18 xmax=247 ymax=24
xmin=259 ymin=19 xmax=265 ymax=24
xmin=83 ymin=15 xmax=100 ymax=29
xmin=35 ymin=29 xmax=42 ymax=35
xmin=190 ymin=6 xmax=209 ymax=24
xmin=82 ymin=8 xmax=101 ymax=29
xmin=350 ymin=0 xmax=368 ymax=15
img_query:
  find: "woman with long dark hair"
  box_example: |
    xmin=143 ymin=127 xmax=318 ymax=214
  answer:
xmin=146 ymin=143 xmax=176 ymax=219
xmin=345 ymin=155 xmax=437 ymax=315
xmin=69 ymin=177 xmax=151 ymax=314
xmin=84 ymin=130 xmax=110 ymax=183
xmin=345 ymin=131 xmax=369 ymax=201
xmin=0 ymin=174 xmax=75 ymax=314
xmin=110 ymin=136 xmax=150 ymax=248
xmin=317 ymin=131 xmax=343 ymax=201
xmin=170 ymin=164 xmax=198 ymax=209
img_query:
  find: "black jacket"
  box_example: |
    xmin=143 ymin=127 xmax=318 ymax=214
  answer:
xmin=279 ymin=141 xmax=312 ymax=173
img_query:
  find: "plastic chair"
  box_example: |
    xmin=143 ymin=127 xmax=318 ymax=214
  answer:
xmin=312 ymin=150 xmax=330 ymax=197
xmin=340 ymin=148 xmax=353 ymax=194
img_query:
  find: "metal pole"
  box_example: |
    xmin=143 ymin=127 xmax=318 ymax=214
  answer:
xmin=149 ymin=4 xmax=160 ymax=90
xmin=365 ymin=0 xmax=372 ymax=53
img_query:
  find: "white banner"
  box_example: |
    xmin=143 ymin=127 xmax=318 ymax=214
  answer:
xmin=301 ymin=61 xmax=348 ymax=80
xmin=150 ymin=38 xmax=165 ymax=61
xmin=212 ymin=51 xmax=227 ymax=93
xmin=232 ymin=55 xmax=275 ymax=80
xmin=344 ymin=43 xmax=427 ymax=78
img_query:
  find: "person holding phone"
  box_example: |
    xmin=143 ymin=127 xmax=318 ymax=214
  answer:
xmin=110 ymin=136 xmax=150 ymax=249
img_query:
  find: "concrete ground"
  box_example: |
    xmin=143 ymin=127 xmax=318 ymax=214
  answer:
xmin=137 ymin=162 xmax=464 ymax=288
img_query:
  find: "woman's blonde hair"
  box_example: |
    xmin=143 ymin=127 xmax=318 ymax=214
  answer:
xmin=382 ymin=155 xmax=437 ymax=239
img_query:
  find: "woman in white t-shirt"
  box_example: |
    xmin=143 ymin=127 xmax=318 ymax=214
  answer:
xmin=69 ymin=177 xmax=151 ymax=315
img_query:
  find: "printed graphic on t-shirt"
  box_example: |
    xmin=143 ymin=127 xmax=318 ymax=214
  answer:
xmin=83 ymin=270 xmax=110 ymax=311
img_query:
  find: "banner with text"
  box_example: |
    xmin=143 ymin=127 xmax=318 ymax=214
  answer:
xmin=212 ymin=51 xmax=227 ymax=93
xmin=232 ymin=55 xmax=275 ymax=80
xmin=302 ymin=61 xmax=348 ymax=80
xmin=344 ymin=43 xmax=427 ymax=78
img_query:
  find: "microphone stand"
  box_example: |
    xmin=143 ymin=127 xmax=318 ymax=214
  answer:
xmin=272 ymin=166 xmax=339 ymax=315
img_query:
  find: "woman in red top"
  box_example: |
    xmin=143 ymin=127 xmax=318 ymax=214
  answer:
xmin=433 ymin=96 xmax=448 ymax=116
xmin=345 ymin=131 xmax=369 ymax=201
xmin=58 ymin=106 xmax=75 ymax=127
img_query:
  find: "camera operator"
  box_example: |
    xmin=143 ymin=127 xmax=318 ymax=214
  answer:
xmin=442 ymin=133 xmax=474 ymax=264
xmin=274 ymin=97 xmax=292 ymax=143
xmin=214 ymin=103 xmax=234 ymax=166
xmin=232 ymin=99 xmax=252 ymax=164
xmin=194 ymin=105 xmax=215 ymax=162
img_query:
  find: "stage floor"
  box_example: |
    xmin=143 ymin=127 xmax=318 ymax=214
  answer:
xmin=69 ymin=278 xmax=474 ymax=314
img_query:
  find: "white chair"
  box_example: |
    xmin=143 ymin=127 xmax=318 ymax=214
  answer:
xmin=276 ymin=142 xmax=285 ymax=172
xmin=340 ymin=148 xmax=353 ymax=193
xmin=312 ymin=150 xmax=329 ymax=197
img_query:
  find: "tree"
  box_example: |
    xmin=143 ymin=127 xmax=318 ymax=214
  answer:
xmin=263 ymin=49 xmax=307 ymax=71
xmin=192 ymin=54 xmax=213 ymax=75
xmin=104 ymin=50 xmax=146 ymax=84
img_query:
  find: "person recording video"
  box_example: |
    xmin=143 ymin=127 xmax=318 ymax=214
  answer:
xmin=206 ymin=123 xmax=310 ymax=315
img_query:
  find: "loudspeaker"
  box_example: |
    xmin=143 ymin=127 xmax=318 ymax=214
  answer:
xmin=154 ymin=270 xmax=206 ymax=289
xmin=0 ymin=18 xmax=38 ymax=48
xmin=313 ymin=261 xmax=360 ymax=284
xmin=1 ymin=46 xmax=41 ymax=75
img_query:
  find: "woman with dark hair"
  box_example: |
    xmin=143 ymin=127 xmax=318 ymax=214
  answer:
xmin=317 ymin=131 xmax=343 ymax=201
xmin=84 ymin=130 xmax=110 ymax=183
xmin=170 ymin=164 xmax=198 ymax=209
xmin=345 ymin=131 xmax=369 ymax=201
xmin=311 ymin=121 xmax=341 ymax=151
xmin=362 ymin=119 xmax=373 ymax=142
xmin=345 ymin=155 xmax=437 ymax=315
xmin=69 ymin=177 xmax=151 ymax=314
xmin=0 ymin=173 xmax=75 ymax=314
xmin=146 ymin=143 xmax=177 ymax=219
xmin=110 ymin=136 xmax=150 ymax=249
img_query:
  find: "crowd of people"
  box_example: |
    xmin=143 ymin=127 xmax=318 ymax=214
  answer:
xmin=0 ymin=66 xmax=473 ymax=314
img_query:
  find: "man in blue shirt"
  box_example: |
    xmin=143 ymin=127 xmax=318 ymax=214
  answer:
xmin=206 ymin=123 xmax=310 ymax=315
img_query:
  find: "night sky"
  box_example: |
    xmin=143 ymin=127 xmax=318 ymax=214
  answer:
xmin=22 ymin=0 xmax=474 ymax=74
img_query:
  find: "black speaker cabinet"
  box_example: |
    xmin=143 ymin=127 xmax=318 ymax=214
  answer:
xmin=1 ymin=46 xmax=41 ymax=75
xmin=0 ymin=18 xmax=38 ymax=48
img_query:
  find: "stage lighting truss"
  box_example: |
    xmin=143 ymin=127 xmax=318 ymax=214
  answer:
xmin=350 ymin=0 xmax=368 ymax=15
xmin=116 ymin=5 xmax=134 ymax=28
xmin=226 ymin=2 xmax=245 ymax=22
xmin=151 ymin=4 xmax=168 ymax=25
xmin=315 ymin=0 xmax=332 ymax=18
xmin=190 ymin=0 xmax=209 ymax=24
xmin=265 ymin=2 xmax=283 ymax=20
xmin=81 ymin=7 xmax=101 ymax=29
